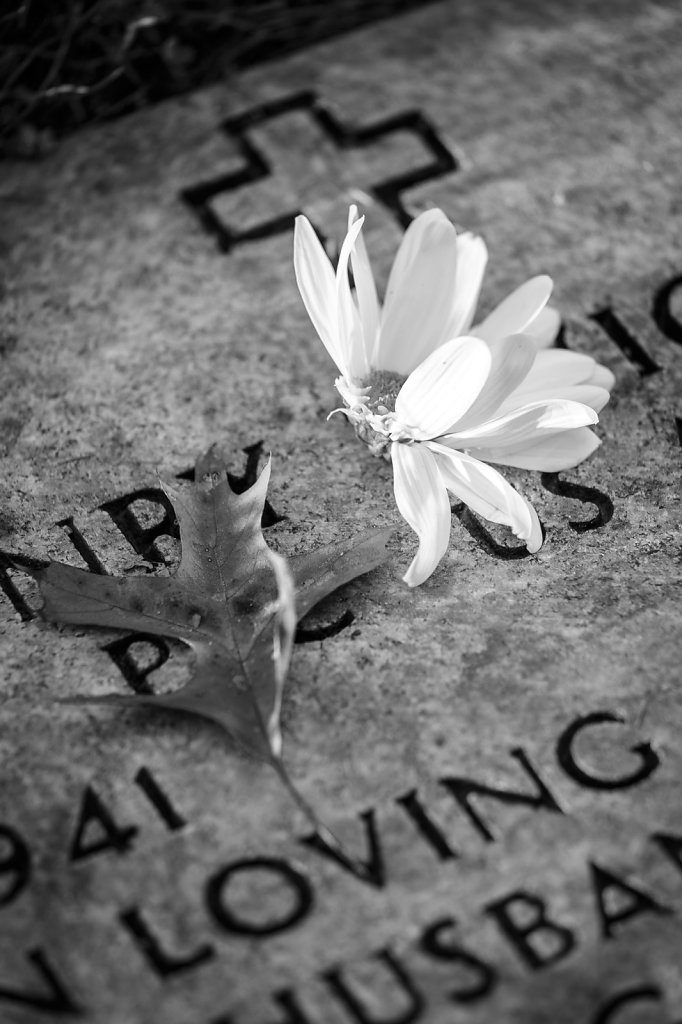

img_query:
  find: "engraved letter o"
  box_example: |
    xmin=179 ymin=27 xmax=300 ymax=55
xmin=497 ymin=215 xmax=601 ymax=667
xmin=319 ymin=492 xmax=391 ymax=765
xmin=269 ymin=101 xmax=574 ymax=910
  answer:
xmin=205 ymin=856 xmax=314 ymax=936
xmin=653 ymin=273 xmax=682 ymax=346
xmin=591 ymin=984 xmax=663 ymax=1024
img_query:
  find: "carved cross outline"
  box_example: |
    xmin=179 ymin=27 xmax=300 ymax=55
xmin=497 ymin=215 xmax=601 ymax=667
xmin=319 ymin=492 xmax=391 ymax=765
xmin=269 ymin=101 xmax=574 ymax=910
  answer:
xmin=180 ymin=89 xmax=458 ymax=252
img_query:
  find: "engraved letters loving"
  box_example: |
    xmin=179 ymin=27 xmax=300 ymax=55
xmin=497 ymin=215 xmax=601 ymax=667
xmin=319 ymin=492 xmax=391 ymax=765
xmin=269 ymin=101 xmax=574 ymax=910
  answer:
xmin=0 ymin=711 xmax=679 ymax=1021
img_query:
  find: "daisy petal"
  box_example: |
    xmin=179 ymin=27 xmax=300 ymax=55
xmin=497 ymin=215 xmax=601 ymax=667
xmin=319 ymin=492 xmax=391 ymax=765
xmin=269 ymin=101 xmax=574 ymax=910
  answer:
xmin=525 ymin=304 xmax=561 ymax=349
xmin=502 ymin=383 xmax=610 ymax=414
xmin=450 ymin=333 xmax=537 ymax=432
xmin=377 ymin=210 xmax=459 ymax=375
xmin=472 ymin=275 xmax=553 ymax=344
xmin=444 ymin=232 xmax=489 ymax=339
xmin=471 ymin=426 xmax=602 ymax=471
xmin=429 ymin=443 xmax=542 ymax=552
xmin=444 ymin=398 xmax=598 ymax=450
xmin=512 ymin=349 xmax=605 ymax=392
xmin=294 ymin=216 xmax=344 ymax=372
xmin=395 ymin=336 xmax=492 ymax=440
xmin=347 ymin=205 xmax=381 ymax=367
xmin=392 ymin=442 xmax=452 ymax=587
xmin=502 ymin=352 xmax=614 ymax=414
xmin=587 ymin=363 xmax=616 ymax=391
xmin=336 ymin=215 xmax=370 ymax=380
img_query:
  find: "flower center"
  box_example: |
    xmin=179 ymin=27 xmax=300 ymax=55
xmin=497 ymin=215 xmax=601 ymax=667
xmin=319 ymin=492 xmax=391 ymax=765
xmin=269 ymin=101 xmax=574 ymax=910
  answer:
xmin=363 ymin=370 xmax=405 ymax=416
xmin=335 ymin=369 xmax=408 ymax=460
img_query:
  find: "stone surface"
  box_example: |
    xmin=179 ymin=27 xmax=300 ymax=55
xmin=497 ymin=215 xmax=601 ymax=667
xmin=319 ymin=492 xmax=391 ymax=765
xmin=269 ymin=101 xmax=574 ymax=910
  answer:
xmin=1 ymin=1 xmax=682 ymax=1022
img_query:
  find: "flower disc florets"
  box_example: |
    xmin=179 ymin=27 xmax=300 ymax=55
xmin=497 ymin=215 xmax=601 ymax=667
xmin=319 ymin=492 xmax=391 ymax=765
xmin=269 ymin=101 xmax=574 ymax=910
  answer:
xmin=335 ymin=370 xmax=411 ymax=459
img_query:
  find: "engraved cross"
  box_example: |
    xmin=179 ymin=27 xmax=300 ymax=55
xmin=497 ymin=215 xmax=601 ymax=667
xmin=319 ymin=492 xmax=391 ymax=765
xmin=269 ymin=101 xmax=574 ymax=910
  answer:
xmin=180 ymin=90 xmax=457 ymax=252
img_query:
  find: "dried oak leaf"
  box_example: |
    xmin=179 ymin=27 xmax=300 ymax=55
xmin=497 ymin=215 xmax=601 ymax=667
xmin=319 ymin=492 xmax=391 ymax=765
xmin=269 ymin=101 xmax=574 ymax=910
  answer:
xmin=29 ymin=446 xmax=392 ymax=766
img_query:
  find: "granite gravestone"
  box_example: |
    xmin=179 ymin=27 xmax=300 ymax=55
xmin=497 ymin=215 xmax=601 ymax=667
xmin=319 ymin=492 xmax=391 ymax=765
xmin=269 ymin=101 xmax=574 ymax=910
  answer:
xmin=1 ymin=1 xmax=682 ymax=1022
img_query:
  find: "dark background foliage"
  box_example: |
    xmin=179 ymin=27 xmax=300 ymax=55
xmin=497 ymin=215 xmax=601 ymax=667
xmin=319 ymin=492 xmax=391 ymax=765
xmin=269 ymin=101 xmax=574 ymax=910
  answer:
xmin=1 ymin=0 xmax=432 ymax=157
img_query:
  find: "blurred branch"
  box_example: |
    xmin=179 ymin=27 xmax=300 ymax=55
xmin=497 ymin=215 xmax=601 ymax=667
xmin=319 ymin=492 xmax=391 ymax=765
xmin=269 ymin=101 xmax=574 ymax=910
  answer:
xmin=0 ymin=0 xmax=430 ymax=158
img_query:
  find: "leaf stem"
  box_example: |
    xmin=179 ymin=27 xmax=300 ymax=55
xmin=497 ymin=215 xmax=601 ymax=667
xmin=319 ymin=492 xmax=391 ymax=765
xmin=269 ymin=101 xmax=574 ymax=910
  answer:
xmin=271 ymin=755 xmax=348 ymax=856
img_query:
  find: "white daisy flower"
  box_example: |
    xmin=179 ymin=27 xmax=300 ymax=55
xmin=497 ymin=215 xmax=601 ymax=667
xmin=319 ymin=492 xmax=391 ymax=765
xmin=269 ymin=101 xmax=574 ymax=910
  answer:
xmin=294 ymin=206 xmax=614 ymax=587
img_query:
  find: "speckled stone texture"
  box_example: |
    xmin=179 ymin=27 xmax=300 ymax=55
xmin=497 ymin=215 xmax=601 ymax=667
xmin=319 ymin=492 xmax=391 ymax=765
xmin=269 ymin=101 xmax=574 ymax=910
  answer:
xmin=1 ymin=2 xmax=682 ymax=1022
